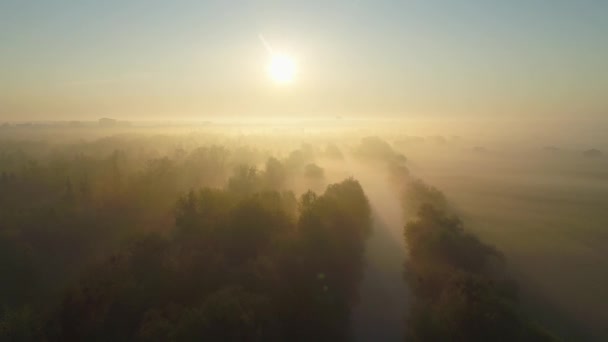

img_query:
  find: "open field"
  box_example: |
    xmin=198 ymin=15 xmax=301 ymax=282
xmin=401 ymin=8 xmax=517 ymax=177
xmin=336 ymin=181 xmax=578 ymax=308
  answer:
xmin=402 ymin=142 xmax=608 ymax=341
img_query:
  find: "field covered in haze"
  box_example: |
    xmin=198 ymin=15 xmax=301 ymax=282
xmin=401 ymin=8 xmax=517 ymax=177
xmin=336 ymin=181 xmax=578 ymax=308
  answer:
xmin=402 ymin=141 xmax=608 ymax=341
xmin=0 ymin=119 xmax=607 ymax=341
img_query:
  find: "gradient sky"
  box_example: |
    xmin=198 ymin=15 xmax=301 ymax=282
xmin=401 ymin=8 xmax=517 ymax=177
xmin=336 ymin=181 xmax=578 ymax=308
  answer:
xmin=1 ymin=0 xmax=607 ymax=121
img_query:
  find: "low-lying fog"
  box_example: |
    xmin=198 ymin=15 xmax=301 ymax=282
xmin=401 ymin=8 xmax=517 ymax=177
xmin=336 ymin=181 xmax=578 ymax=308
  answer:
xmin=1 ymin=117 xmax=607 ymax=341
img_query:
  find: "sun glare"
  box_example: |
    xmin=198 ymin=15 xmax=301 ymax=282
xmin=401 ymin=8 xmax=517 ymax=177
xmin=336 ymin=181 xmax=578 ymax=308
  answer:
xmin=267 ymin=54 xmax=297 ymax=85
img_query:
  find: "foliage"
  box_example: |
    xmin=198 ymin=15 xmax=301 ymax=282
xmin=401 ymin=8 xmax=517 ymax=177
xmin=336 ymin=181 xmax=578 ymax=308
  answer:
xmin=401 ymin=178 xmax=448 ymax=218
xmin=0 ymin=136 xmax=374 ymax=341
xmin=403 ymin=203 xmax=557 ymax=341
xmin=0 ymin=176 xmax=370 ymax=340
xmin=304 ymin=163 xmax=324 ymax=179
xmin=354 ymin=136 xmax=401 ymax=162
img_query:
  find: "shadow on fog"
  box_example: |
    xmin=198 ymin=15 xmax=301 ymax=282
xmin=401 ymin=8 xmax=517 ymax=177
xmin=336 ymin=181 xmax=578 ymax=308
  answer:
xmin=348 ymin=163 xmax=410 ymax=341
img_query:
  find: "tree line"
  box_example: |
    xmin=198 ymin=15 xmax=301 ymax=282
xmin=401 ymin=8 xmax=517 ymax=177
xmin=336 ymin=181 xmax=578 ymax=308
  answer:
xmin=393 ymin=171 xmax=558 ymax=341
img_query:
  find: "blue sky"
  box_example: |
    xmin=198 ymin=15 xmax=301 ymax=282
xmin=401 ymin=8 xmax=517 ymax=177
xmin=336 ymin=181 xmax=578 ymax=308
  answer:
xmin=1 ymin=0 xmax=607 ymax=120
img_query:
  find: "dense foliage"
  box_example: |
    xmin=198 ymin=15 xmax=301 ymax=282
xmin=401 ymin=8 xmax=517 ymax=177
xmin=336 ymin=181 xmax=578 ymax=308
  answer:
xmin=0 ymin=133 xmax=566 ymax=341
xmin=0 ymin=137 xmax=370 ymax=341
xmin=50 ymin=179 xmax=370 ymax=341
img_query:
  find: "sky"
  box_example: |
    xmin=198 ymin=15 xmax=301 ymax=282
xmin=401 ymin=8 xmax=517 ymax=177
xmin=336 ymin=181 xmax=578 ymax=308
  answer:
xmin=1 ymin=0 xmax=607 ymax=121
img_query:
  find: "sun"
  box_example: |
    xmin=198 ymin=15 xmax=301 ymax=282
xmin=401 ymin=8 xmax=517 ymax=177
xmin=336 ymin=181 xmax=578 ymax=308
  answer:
xmin=267 ymin=54 xmax=297 ymax=85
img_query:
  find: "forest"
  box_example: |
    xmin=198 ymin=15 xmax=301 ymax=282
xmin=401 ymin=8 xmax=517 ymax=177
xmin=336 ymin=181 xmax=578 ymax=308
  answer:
xmin=1 ymin=123 xmax=603 ymax=341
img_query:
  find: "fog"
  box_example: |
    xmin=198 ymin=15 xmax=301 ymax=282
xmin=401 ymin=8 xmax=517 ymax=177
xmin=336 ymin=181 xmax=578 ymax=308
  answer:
xmin=402 ymin=142 xmax=608 ymax=340
xmin=0 ymin=118 xmax=607 ymax=341
xmin=3 ymin=0 xmax=607 ymax=339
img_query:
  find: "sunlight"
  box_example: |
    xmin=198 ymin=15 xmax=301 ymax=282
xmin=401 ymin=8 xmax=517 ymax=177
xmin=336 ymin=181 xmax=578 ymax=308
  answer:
xmin=267 ymin=54 xmax=297 ymax=85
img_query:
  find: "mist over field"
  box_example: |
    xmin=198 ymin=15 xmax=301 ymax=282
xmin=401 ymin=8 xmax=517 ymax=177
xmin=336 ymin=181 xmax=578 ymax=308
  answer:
xmin=0 ymin=118 xmax=606 ymax=341
xmin=2 ymin=0 xmax=608 ymax=340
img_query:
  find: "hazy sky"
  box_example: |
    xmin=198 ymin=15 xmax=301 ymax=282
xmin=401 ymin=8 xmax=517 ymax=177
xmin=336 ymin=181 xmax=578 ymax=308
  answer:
xmin=1 ymin=0 xmax=607 ymax=121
